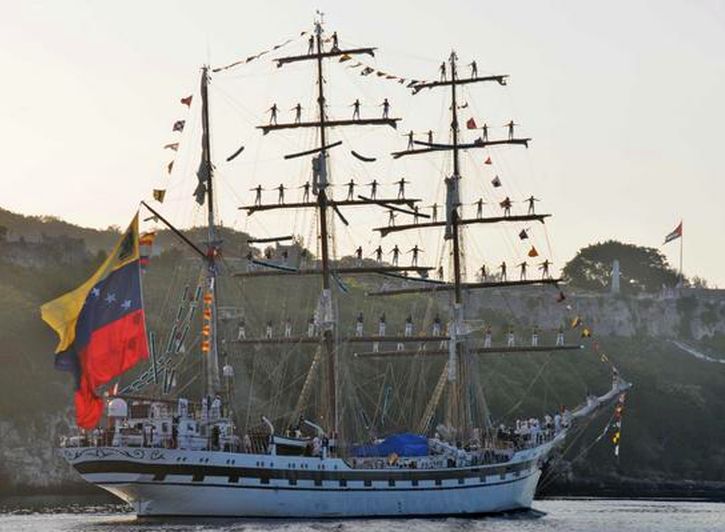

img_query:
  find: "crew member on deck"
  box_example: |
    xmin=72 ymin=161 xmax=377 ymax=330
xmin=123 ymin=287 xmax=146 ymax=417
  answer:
xmin=356 ymin=312 xmax=364 ymax=337
xmin=479 ymin=264 xmax=488 ymax=281
xmin=518 ymin=261 xmax=528 ymax=281
xmin=526 ymin=195 xmax=539 ymax=214
xmin=531 ymin=326 xmax=539 ymax=347
xmin=284 ymin=318 xmax=292 ymax=337
xmin=351 ymin=99 xmax=361 ymax=120
xmin=268 ymin=103 xmax=279 ymax=125
xmin=409 ymin=244 xmax=422 ymax=267
xmin=437 ymin=265 xmax=444 ymax=280
xmin=355 ymin=246 xmax=363 ymax=264
xmin=292 ymin=103 xmax=303 ymax=124
xmin=391 ymin=245 xmax=400 ymax=266
xmin=237 ymin=319 xmax=246 ymax=340
xmin=404 ymin=314 xmax=413 ymax=337
xmin=266 ymin=320 xmax=273 ymax=338
xmin=484 ymin=325 xmax=492 ymax=347
xmin=381 ymin=98 xmax=390 ymax=119
xmin=556 ymin=325 xmax=565 ymax=346
xmin=374 ymin=245 xmax=383 ymax=263
xmin=346 ymin=179 xmax=356 ymax=201
xmin=251 ymin=185 xmax=263 ymax=206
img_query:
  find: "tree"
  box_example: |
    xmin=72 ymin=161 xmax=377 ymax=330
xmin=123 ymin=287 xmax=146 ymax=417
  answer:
xmin=562 ymin=240 xmax=680 ymax=293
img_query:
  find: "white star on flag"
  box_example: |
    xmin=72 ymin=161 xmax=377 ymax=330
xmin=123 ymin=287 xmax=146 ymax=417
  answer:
xmin=105 ymin=293 xmax=117 ymax=304
xmin=121 ymin=300 xmax=132 ymax=311
xmin=91 ymin=288 xmax=100 ymax=298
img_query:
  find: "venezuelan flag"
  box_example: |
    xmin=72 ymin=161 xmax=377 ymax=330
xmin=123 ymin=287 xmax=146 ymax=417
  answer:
xmin=41 ymin=213 xmax=148 ymax=429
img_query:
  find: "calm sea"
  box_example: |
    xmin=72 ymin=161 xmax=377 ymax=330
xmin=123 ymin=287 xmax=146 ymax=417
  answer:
xmin=0 ymin=498 xmax=723 ymax=531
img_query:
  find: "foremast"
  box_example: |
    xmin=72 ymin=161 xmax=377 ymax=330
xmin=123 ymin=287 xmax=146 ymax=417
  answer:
xmin=199 ymin=65 xmax=221 ymax=397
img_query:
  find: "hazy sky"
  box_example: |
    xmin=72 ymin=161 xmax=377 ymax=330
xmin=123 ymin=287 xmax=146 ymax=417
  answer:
xmin=1 ymin=1 xmax=724 ymax=285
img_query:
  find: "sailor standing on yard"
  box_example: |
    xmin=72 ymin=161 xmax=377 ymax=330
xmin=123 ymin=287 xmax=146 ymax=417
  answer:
xmin=481 ymin=123 xmax=488 ymax=142
xmin=292 ymin=103 xmax=303 ymax=124
xmin=476 ymin=198 xmax=485 ymax=219
xmin=268 ymin=103 xmax=279 ymax=125
xmin=431 ymin=203 xmax=438 ymax=222
xmin=251 ymin=185 xmax=263 ymax=206
xmin=432 ymin=314 xmax=442 ymax=336
xmin=351 ymin=98 xmax=361 ymax=120
xmin=406 ymin=130 xmax=415 ymax=150
xmin=469 ymin=60 xmax=478 ymax=78
xmin=539 ymin=259 xmax=552 ymax=279
xmin=409 ymin=244 xmax=422 ymax=267
xmin=526 ymin=195 xmax=539 ymax=214
xmin=439 ymin=61 xmax=447 ymax=81
xmin=300 ymin=181 xmax=311 ymax=202
xmin=391 ymin=244 xmax=400 ymax=266
xmin=518 ymin=261 xmax=528 ymax=280
xmin=388 ymin=210 xmax=397 ymax=227
xmin=363 ymin=179 xmax=376 ymax=199
xmin=381 ymin=98 xmax=390 ymax=119
xmin=346 ymin=179 xmax=356 ymax=200
xmin=277 ymin=183 xmax=286 ymax=204
xmin=507 ymin=120 xmax=516 ymax=140
xmin=396 ymin=178 xmax=409 ymax=199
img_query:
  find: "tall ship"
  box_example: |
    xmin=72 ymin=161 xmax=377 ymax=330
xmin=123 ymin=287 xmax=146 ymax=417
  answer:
xmin=46 ymin=17 xmax=630 ymax=517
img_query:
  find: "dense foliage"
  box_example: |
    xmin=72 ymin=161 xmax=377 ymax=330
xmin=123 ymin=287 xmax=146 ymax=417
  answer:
xmin=562 ymin=240 xmax=681 ymax=293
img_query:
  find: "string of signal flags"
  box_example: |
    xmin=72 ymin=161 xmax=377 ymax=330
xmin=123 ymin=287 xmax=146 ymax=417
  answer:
xmin=151 ymin=94 xmax=194 ymax=204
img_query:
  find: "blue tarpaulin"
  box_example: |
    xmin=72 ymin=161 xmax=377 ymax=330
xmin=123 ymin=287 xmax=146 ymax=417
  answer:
xmin=351 ymin=433 xmax=429 ymax=457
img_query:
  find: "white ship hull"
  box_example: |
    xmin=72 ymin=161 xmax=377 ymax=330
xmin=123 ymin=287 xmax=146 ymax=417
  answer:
xmin=61 ymin=441 xmax=557 ymax=517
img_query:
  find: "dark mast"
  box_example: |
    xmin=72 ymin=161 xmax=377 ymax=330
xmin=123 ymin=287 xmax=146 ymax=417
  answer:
xmin=200 ymin=65 xmax=221 ymax=397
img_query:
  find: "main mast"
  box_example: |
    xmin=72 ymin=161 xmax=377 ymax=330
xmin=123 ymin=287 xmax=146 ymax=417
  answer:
xmin=312 ymin=20 xmax=337 ymax=433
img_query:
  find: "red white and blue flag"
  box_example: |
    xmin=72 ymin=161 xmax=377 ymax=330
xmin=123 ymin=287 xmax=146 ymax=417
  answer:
xmin=664 ymin=221 xmax=683 ymax=245
xmin=41 ymin=215 xmax=148 ymax=429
